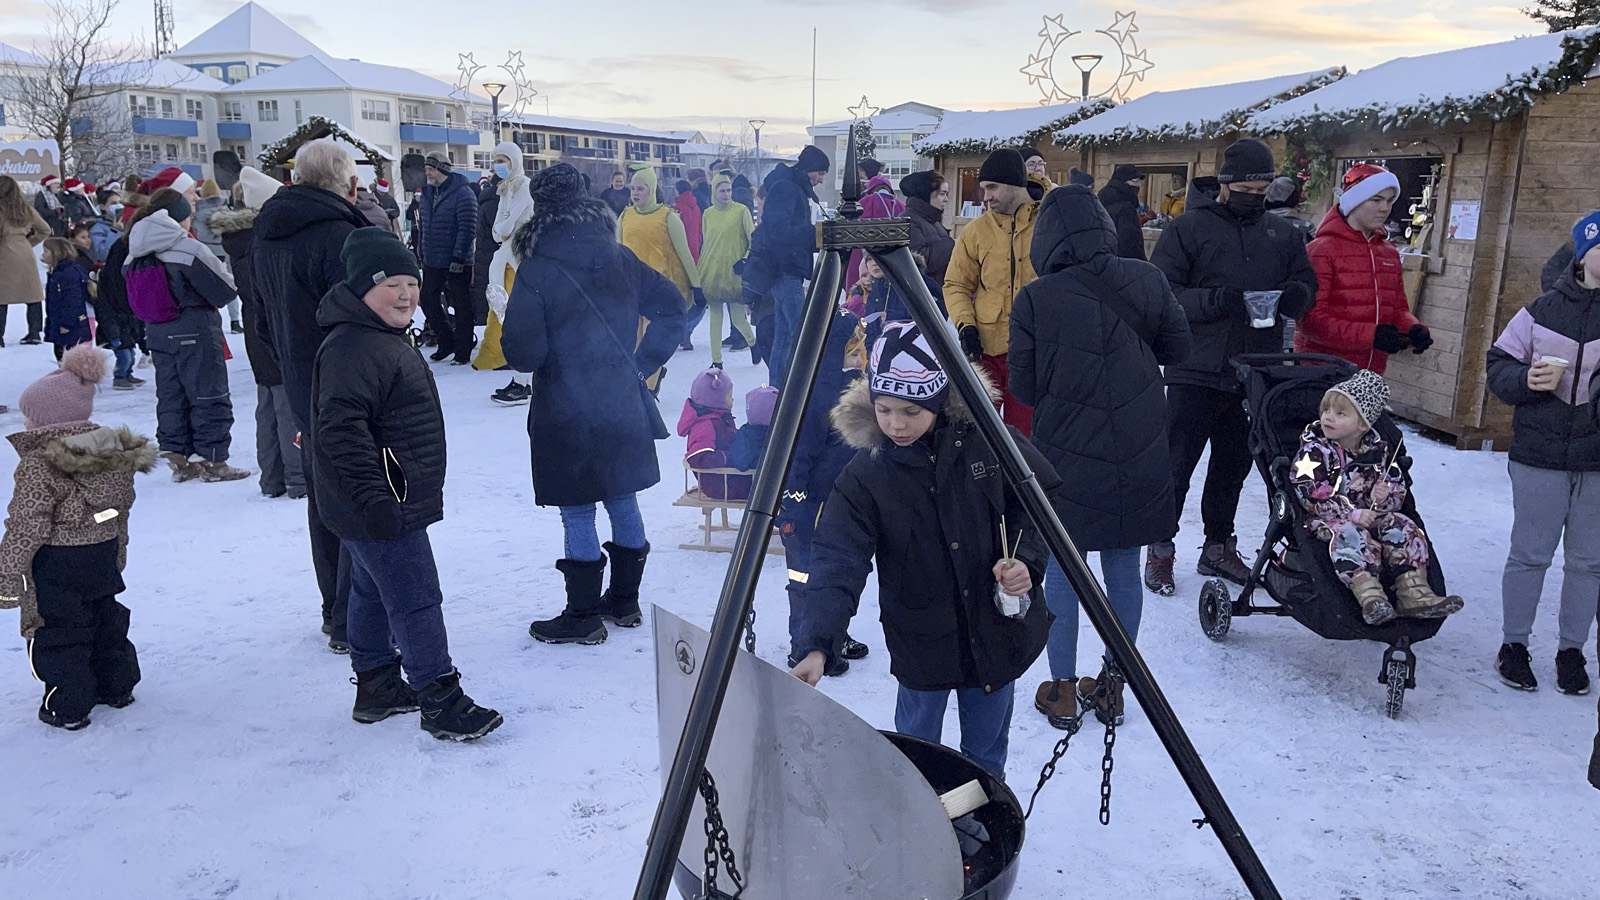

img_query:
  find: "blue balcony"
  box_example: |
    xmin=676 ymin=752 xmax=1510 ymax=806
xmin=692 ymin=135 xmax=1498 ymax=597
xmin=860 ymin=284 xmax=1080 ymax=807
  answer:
xmin=132 ymin=116 xmax=199 ymax=137
xmin=216 ymin=122 xmax=251 ymax=140
xmin=399 ymin=122 xmax=480 ymax=145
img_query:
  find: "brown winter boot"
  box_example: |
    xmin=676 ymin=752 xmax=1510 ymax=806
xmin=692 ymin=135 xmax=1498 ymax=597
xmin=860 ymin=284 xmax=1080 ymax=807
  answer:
xmin=162 ymin=451 xmax=200 ymax=483
xmin=1392 ymin=569 xmax=1464 ymax=619
xmin=1034 ymin=679 xmax=1079 ymax=729
xmin=1077 ymin=670 xmax=1126 ymax=726
xmin=1197 ymin=537 xmax=1252 ymax=586
xmin=1348 ymin=571 xmax=1394 ymax=625
xmin=198 ymin=459 xmax=251 ymax=483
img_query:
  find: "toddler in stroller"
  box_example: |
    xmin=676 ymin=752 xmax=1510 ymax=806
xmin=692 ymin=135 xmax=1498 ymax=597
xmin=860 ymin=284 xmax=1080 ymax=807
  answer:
xmin=1291 ymin=370 xmax=1463 ymax=625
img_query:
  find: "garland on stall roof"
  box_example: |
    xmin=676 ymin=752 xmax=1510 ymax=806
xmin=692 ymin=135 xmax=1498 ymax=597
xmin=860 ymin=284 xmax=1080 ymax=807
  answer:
xmin=1282 ymin=134 xmax=1336 ymax=204
xmin=913 ymin=98 xmax=1114 ymax=158
xmin=1057 ymin=69 xmax=1347 ymax=151
xmin=1256 ymin=26 xmax=1600 ymax=135
xmin=257 ymin=115 xmax=390 ymax=179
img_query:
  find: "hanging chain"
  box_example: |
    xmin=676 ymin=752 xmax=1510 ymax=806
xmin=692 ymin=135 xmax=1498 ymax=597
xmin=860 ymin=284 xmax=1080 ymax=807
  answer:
xmin=1024 ymin=714 xmax=1083 ymax=819
xmin=698 ymin=769 xmax=746 ymax=899
xmin=1098 ymin=671 xmax=1122 ymax=826
xmin=741 ymin=606 xmax=756 ymax=654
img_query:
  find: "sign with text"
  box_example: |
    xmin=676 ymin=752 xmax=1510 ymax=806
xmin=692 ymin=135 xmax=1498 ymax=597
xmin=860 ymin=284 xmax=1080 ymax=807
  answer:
xmin=0 ymin=140 xmax=61 ymax=183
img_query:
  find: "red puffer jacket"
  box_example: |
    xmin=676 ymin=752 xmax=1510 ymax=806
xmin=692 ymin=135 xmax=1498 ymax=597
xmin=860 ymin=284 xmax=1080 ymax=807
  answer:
xmin=1294 ymin=206 xmax=1420 ymax=373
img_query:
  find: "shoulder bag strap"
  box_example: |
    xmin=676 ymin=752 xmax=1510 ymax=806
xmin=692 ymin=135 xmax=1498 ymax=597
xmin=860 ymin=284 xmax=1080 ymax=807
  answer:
xmin=1066 ymin=264 xmax=1158 ymax=349
xmin=551 ymin=263 xmax=643 ymax=376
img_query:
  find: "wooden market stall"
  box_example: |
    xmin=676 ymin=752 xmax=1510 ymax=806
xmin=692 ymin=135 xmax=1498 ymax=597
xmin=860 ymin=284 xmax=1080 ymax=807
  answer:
xmin=913 ymin=99 xmax=1112 ymax=236
xmin=1247 ymin=25 xmax=1600 ymax=448
xmin=1054 ymin=68 xmax=1346 ymax=257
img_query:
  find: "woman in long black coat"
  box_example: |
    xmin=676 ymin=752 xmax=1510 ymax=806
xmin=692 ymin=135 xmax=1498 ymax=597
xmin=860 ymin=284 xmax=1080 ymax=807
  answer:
xmin=501 ymin=164 xmax=687 ymax=646
xmin=1009 ymin=183 xmax=1191 ymax=723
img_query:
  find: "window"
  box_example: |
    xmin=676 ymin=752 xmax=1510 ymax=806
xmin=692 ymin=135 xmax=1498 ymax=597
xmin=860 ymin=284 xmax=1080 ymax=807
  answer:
xmin=203 ymin=66 xmax=223 ymax=80
xmin=594 ymin=138 xmax=617 ymax=159
xmin=129 ymin=94 xmax=157 ymax=118
xmin=548 ymin=134 xmax=567 ymax=152
xmin=221 ymin=100 xmax=243 ymax=122
xmin=653 ymin=144 xmax=680 ymax=163
xmin=230 ymin=144 xmax=248 ymax=160
xmin=257 ymin=63 xmax=276 ymax=75
xmin=294 ymin=100 xmax=303 ymax=125
xmin=0 ymin=103 xmax=6 ymax=127
xmin=884 ymin=161 xmax=912 ymax=178
xmin=186 ymin=99 xmax=204 ymax=120
xmin=523 ymin=157 xmax=542 ymax=177
xmin=515 ymin=130 xmax=544 ymax=154
xmin=625 ymin=141 xmax=650 ymax=162
xmin=190 ymin=143 xmax=208 ymax=161
xmin=361 ymin=99 xmax=391 ymax=122
xmin=402 ymin=103 xmax=422 ymax=122
xmin=135 ymin=142 xmax=160 ymax=164
xmin=160 ymin=98 xmax=174 ymax=118
xmin=257 ymin=100 xmax=278 ymax=122
xmin=448 ymin=149 xmax=460 ymax=166
xmin=879 ymin=133 xmax=911 ymax=150
xmin=404 ymin=146 xmax=422 ymax=157
xmin=164 ymin=143 xmax=179 ymax=161
xmin=473 ymin=151 xmax=493 ymax=169
xmin=227 ymin=64 xmax=247 ymax=83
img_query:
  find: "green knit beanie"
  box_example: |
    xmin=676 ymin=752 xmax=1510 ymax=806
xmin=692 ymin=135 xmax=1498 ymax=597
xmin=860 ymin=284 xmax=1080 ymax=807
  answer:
xmin=342 ymin=228 xmax=421 ymax=298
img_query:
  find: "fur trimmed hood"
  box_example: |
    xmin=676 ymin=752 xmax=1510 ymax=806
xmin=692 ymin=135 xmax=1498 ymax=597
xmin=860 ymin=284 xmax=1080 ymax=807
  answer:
xmin=510 ymin=195 xmax=617 ymax=261
xmin=8 ymin=424 xmax=158 ymax=475
xmin=830 ymin=363 xmax=999 ymax=452
xmin=205 ymin=207 xmax=257 ymax=236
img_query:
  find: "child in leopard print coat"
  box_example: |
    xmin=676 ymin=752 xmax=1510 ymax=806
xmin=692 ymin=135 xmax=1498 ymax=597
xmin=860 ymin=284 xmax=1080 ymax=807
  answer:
xmin=0 ymin=345 xmax=156 ymax=729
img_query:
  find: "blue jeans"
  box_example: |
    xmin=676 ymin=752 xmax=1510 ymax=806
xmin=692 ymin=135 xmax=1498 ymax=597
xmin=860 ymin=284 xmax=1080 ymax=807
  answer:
xmin=1044 ymin=548 xmax=1143 ymax=680
xmin=343 ymin=530 xmax=453 ymax=690
xmin=112 ymin=346 xmax=134 ymax=380
xmin=558 ymin=493 xmax=645 ymax=561
xmin=768 ymin=275 xmax=806 ymax=385
xmin=895 ymin=682 xmax=1016 ymax=780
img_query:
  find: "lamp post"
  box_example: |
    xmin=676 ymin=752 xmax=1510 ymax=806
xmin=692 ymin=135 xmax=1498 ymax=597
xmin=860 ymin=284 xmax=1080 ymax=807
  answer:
xmin=1070 ymin=54 xmax=1103 ymax=101
xmin=482 ymin=81 xmax=506 ymax=138
xmin=749 ymin=118 xmax=764 ymax=180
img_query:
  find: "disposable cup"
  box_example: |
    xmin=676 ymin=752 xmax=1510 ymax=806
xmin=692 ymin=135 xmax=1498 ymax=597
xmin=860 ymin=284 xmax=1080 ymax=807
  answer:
xmin=1540 ymin=355 xmax=1570 ymax=378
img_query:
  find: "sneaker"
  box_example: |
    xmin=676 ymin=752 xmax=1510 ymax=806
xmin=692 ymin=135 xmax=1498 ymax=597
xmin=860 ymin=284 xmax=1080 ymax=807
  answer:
xmin=230 ymin=320 xmax=244 ymax=334
xmin=19 ymin=335 xmax=41 ymax=345
xmin=1197 ymin=537 xmax=1252 ymax=586
xmin=1144 ymin=542 xmax=1176 ymax=596
xmin=787 ymin=652 xmax=849 ymax=677
xmin=418 ymin=671 xmax=503 ymax=741
xmin=1077 ymin=668 xmax=1126 ymax=726
xmin=351 ymin=661 xmax=420 ymax=723
xmin=840 ymin=635 xmax=869 ymax=660
xmin=162 ymin=451 xmax=200 ymax=483
xmin=726 ymin=332 xmax=750 ymax=352
xmin=1556 ymin=647 xmax=1591 ymax=696
xmin=491 ymin=380 xmax=531 ymax=407
xmin=127 ymin=374 xmax=146 ymax=385
xmin=1496 ymin=643 xmax=1538 ymax=691
xmin=198 ymin=459 xmax=251 ymax=483
xmin=428 ymin=346 xmax=454 ymax=362
xmin=710 ymin=361 xmax=724 ymax=369
xmin=38 ymin=707 xmax=89 ymax=730
xmin=328 ymin=638 xmax=351 ymax=654
xmin=112 ymin=377 xmax=136 ymax=391
xmin=1034 ymin=678 xmax=1079 ymax=729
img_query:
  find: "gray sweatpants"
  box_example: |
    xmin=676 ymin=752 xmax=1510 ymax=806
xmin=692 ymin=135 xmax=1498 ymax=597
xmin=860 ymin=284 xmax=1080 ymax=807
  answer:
xmin=1502 ymin=461 xmax=1600 ymax=650
xmin=255 ymin=383 xmax=303 ymax=496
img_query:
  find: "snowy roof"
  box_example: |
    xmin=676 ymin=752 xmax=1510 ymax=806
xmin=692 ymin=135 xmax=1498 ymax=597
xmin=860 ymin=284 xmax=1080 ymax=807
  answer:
xmin=220 ymin=55 xmax=472 ymax=102
xmin=810 ymin=109 xmax=943 ymax=137
xmin=666 ymin=130 xmax=706 ymax=142
xmin=169 ymin=2 xmax=326 ymax=61
xmin=0 ymin=42 xmax=46 ymax=66
xmin=111 ymin=58 xmax=230 ymax=93
xmin=500 ymin=111 xmax=680 ymax=141
xmin=914 ymin=99 xmax=1115 ymax=157
xmin=1056 ymin=68 xmax=1345 ymax=148
xmin=1249 ymin=26 xmax=1600 ymax=133
xmin=678 ymin=142 xmax=795 ymax=162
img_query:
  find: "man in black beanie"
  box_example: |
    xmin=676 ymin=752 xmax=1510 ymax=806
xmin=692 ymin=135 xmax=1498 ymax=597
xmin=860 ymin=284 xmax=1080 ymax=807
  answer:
xmin=899 ymin=169 xmax=954 ymax=280
xmin=747 ymin=143 xmax=830 ymax=383
xmin=1144 ymin=137 xmax=1317 ymax=594
xmin=1099 ymin=163 xmax=1147 ymax=261
xmin=944 ymin=148 xmax=1039 ymax=436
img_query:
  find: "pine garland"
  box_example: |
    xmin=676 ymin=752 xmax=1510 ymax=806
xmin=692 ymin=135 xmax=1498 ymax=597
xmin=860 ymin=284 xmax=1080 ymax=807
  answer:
xmin=914 ymin=98 xmax=1114 ymax=158
xmin=257 ymin=116 xmax=390 ymax=179
xmin=1253 ymin=27 xmax=1600 ymax=137
xmin=1058 ymin=70 xmax=1346 ymax=151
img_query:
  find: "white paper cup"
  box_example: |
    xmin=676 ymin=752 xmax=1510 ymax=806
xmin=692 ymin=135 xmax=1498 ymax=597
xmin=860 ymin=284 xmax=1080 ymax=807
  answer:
xmin=1540 ymin=355 xmax=1570 ymax=377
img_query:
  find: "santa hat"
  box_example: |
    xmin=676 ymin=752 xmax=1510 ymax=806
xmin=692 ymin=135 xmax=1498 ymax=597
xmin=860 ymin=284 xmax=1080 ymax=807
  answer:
xmin=869 ymin=321 xmax=949 ymax=413
xmin=40 ymin=174 xmax=59 ymax=187
xmin=1326 ymin=369 xmax=1389 ymax=431
xmin=374 ymin=179 xmax=390 ymax=193
xmin=64 ymin=178 xmax=85 ymax=194
xmin=1337 ymin=164 xmax=1401 ymax=216
xmin=104 ymin=181 xmax=121 ymax=192
xmin=18 ymin=344 xmax=107 ymax=429
xmin=141 ymin=166 xmax=196 ymax=197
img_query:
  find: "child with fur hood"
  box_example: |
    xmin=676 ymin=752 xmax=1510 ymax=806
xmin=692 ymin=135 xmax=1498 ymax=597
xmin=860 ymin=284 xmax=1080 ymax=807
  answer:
xmin=1291 ymin=369 xmax=1461 ymax=625
xmin=0 ymin=345 xmax=156 ymax=729
xmin=789 ymin=322 xmax=1059 ymax=778
xmin=679 ymin=367 xmax=748 ymax=500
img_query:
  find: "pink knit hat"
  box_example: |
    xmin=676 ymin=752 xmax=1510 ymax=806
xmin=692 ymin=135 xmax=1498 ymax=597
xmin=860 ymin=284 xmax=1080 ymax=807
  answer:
xmin=18 ymin=345 xmax=106 ymax=428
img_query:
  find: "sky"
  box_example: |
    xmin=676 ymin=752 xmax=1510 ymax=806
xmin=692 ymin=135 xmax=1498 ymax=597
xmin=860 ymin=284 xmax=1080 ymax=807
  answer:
xmin=0 ymin=0 xmax=1547 ymax=152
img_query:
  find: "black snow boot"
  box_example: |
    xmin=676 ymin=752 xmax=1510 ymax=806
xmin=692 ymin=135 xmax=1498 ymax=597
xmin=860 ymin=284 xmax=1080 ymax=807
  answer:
xmin=351 ymin=661 xmax=420 ymax=723
xmin=529 ymin=557 xmax=609 ymax=644
xmin=417 ymin=671 xmax=503 ymax=741
xmin=599 ymin=541 xmax=648 ymax=627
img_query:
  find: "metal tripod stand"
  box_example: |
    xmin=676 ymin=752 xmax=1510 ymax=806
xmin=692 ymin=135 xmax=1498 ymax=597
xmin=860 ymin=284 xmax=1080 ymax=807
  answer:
xmin=634 ymin=145 xmax=1282 ymax=900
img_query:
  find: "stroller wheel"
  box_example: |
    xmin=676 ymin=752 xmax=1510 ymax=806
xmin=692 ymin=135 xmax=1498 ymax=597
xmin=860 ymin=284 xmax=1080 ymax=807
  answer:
xmin=1199 ymin=578 xmax=1232 ymax=640
xmin=1384 ymin=659 xmax=1408 ymax=719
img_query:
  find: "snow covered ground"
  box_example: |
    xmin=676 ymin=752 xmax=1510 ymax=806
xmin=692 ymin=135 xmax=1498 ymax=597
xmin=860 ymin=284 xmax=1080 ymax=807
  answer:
xmin=0 ymin=311 xmax=1596 ymax=900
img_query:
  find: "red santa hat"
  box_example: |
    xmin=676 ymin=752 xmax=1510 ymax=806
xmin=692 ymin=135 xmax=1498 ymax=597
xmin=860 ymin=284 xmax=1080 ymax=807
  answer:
xmin=374 ymin=179 xmax=390 ymax=193
xmin=64 ymin=178 xmax=86 ymax=194
xmin=40 ymin=174 xmax=59 ymax=187
xmin=140 ymin=166 xmax=196 ymax=197
xmin=1337 ymin=163 xmax=1401 ymax=216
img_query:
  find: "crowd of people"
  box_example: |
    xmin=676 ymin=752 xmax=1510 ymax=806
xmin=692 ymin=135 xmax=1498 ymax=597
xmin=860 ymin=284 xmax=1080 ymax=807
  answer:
xmin=0 ymin=134 xmax=1595 ymax=787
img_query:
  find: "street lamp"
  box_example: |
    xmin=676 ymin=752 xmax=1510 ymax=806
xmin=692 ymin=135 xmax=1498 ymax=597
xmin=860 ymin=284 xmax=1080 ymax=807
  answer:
xmin=749 ymin=118 xmax=765 ymax=178
xmin=1070 ymin=54 xmax=1103 ymax=101
xmin=483 ymin=81 xmax=506 ymax=136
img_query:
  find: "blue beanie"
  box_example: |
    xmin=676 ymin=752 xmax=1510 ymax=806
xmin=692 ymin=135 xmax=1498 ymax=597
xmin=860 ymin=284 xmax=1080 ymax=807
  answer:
xmin=1574 ymin=211 xmax=1600 ymax=265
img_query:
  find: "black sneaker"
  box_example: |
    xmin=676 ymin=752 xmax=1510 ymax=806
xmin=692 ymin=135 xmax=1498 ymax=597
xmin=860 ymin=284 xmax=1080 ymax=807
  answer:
xmin=418 ymin=671 xmax=503 ymax=741
xmin=726 ymin=332 xmax=750 ymax=352
xmin=328 ymin=637 xmax=351 ymax=654
xmin=351 ymin=661 xmax=420 ymax=723
xmin=230 ymin=321 xmax=245 ymax=334
xmin=1556 ymin=647 xmax=1591 ymax=696
xmin=38 ymin=706 xmax=90 ymax=730
xmin=20 ymin=335 xmax=42 ymax=345
xmin=787 ymin=652 xmax=849 ymax=677
xmin=428 ymin=346 xmax=453 ymax=362
xmin=1197 ymin=537 xmax=1252 ymax=586
xmin=491 ymin=381 xmax=531 ymax=407
xmin=840 ymin=635 xmax=869 ymax=660
xmin=1496 ymin=643 xmax=1538 ymax=691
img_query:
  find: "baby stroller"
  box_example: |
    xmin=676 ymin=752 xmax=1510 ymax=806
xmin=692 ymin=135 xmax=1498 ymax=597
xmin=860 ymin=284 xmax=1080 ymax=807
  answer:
xmin=1196 ymin=354 xmax=1449 ymax=718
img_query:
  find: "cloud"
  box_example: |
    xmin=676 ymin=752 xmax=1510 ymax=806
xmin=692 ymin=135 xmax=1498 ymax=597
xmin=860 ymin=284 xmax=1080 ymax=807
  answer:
xmin=772 ymin=0 xmax=1001 ymax=10
xmin=1141 ymin=0 xmax=1521 ymax=50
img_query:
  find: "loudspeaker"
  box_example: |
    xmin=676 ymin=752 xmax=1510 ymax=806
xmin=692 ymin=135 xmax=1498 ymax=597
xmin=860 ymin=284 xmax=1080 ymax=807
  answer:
xmin=211 ymin=150 xmax=243 ymax=191
xmin=401 ymin=153 xmax=427 ymax=193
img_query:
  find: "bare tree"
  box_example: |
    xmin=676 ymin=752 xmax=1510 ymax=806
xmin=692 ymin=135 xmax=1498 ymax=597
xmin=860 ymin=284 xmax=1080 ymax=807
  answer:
xmin=714 ymin=122 xmax=758 ymax=181
xmin=2 ymin=0 xmax=140 ymax=178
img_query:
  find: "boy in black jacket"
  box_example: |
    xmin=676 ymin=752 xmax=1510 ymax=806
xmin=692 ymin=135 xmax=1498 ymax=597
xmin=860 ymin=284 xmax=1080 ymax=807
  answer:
xmin=790 ymin=322 xmax=1058 ymax=779
xmin=310 ymin=228 xmax=501 ymax=741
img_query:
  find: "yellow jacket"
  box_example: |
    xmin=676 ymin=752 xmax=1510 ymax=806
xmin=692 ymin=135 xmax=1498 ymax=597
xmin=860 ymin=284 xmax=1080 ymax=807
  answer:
xmin=1160 ymin=190 xmax=1186 ymax=219
xmin=943 ymin=201 xmax=1040 ymax=356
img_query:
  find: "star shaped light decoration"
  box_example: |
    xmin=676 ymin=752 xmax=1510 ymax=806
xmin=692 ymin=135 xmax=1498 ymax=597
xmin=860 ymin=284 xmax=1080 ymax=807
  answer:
xmin=847 ymin=95 xmax=881 ymax=121
xmin=502 ymin=50 xmax=538 ymax=118
xmin=1022 ymin=10 xmax=1154 ymax=105
xmin=453 ymin=52 xmax=484 ymax=101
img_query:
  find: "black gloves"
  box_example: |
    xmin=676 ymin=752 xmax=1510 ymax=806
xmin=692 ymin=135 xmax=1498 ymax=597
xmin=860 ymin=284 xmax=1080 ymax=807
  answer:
xmin=1217 ymin=287 xmax=1246 ymax=316
xmin=1278 ymin=281 xmax=1313 ymax=314
xmin=692 ymin=287 xmax=707 ymax=309
xmin=959 ymin=325 xmax=984 ymax=361
xmin=448 ymin=261 xmax=466 ymax=275
xmin=1373 ymin=323 xmax=1409 ymax=354
xmin=365 ymin=497 xmax=404 ymax=541
xmin=1408 ymin=323 xmax=1433 ymax=353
